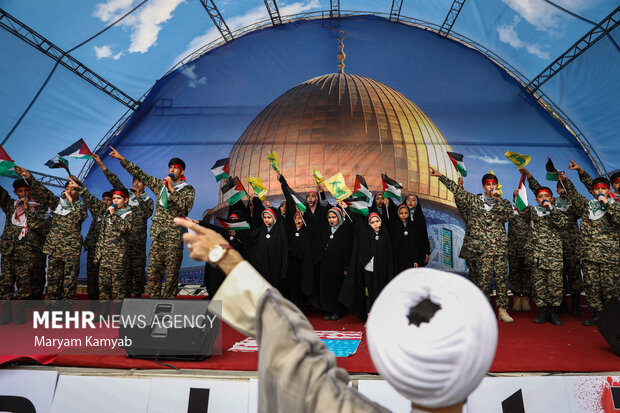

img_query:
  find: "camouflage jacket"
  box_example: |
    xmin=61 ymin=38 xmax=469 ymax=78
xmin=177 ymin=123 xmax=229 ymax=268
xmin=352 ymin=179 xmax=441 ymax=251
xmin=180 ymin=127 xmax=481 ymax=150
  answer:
xmin=440 ymin=175 xmax=512 ymax=259
xmin=454 ymin=183 xmax=472 ymax=225
xmin=121 ymin=159 xmax=195 ymax=239
xmin=83 ymin=194 xmax=106 ymax=252
xmin=564 ymin=177 xmax=620 ymax=263
xmin=103 ymin=168 xmax=154 ymax=240
xmin=526 ymin=175 xmax=580 ymax=240
xmin=78 ymin=187 xmax=132 ymax=262
xmin=0 ymin=185 xmax=47 ymax=255
xmin=507 ymin=211 xmax=530 ymax=258
xmin=521 ymin=205 xmax=567 ymax=266
xmin=28 ymin=177 xmax=87 ymax=257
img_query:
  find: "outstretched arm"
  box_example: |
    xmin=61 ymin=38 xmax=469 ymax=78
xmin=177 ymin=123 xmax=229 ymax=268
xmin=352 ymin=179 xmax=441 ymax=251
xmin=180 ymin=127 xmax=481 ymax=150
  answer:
xmin=109 ymin=146 xmax=163 ymax=194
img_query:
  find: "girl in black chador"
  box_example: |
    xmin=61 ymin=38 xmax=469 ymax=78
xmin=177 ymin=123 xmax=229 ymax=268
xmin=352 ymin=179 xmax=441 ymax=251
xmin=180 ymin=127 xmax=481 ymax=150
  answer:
xmin=388 ymin=203 xmax=428 ymax=275
xmin=404 ymin=194 xmax=431 ymax=267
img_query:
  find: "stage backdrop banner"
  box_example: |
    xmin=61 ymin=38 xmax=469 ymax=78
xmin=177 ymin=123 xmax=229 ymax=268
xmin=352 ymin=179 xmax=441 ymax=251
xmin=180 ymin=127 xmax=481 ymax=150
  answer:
xmin=0 ymin=370 xmax=58 ymax=413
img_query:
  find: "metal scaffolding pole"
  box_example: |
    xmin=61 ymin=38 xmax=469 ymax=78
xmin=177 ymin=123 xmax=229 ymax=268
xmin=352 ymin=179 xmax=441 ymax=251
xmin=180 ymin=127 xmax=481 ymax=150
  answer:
xmin=264 ymin=0 xmax=282 ymax=26
xmin=526 ymin=6 xmax=620 ymax=94
xmin=389 ymin=0 xmax=404 ymax=22
xmin=29 ymin=171 xmax=69 ymax=189
xmin=438 ymin=0 xmax=466 ymax=37
xmin=330 ymin=0 xmax=340 ymax=18
xmin=0 ymin=8 xmax=140 ymax=111
xmin=199 ymin=0 xmax=234 ymax=42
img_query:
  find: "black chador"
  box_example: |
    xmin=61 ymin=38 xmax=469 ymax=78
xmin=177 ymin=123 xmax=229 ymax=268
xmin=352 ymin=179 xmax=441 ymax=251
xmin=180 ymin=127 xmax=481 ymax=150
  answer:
xmin=279 ymin=177 xmax=316 ymax=304
xmin=315 ymin=207 xmax=353 ymax=320
xmin=340 ymin=211 xmax=394 ymax=320
xmin=198 ymin=211 xmax=248 ymax=296
xmin=246 ymin=207 xmax=288 ymax=291
xmin=389 ymin=204 xmax=427 ymax=275
xmin=406 ymin=194 xmax=431 ymax=267
xmin=369 ymin=193 xmax=398 ymax=219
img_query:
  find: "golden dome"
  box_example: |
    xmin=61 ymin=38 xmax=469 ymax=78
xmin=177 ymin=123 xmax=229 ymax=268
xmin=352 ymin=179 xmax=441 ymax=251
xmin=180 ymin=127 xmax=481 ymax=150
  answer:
xmin=221 ymin=73 xmax=459 ymax=207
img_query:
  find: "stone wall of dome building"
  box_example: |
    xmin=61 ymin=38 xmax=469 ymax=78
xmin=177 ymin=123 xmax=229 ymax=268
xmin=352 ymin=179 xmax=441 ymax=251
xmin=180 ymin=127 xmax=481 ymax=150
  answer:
xmin=212 ymin=73 xmax=467 ymax=273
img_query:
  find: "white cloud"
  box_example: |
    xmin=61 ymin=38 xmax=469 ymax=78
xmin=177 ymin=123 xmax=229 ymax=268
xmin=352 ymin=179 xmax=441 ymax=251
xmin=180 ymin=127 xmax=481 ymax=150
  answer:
xmin=93 ymin=0 xmax=186 ymax=55
xmin=497 ymin=16 xmax=550 ymax=59
xmin=470 ymin=155 xmax=512 ymax=165
xmin=94 ymin=44 xmax=124 ymax=60
xmin=181 ymin=64 xmax=207 ymax=88
xmin=173 ymin=0 xmax=319 ymax=65
xmin=501 ymin=0 xmax=588 ymax=35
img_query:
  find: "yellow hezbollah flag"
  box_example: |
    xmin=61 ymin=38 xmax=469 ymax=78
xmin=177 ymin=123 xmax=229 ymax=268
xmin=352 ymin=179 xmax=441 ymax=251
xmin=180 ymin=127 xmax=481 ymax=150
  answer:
xmin=247 ymin=177 xmax=268 ymax=200
xmin=267 ymin=151 xmax=281 ymax=174
xmin=504 ymin=151 xmax=531 ymax=169
xmin=490 ymin=169 xmax=503 ymax=197
xmin=312 ymin=167 xmax=324 ymax=185
xmin=324 ymin=173 xmax=352 ymax=201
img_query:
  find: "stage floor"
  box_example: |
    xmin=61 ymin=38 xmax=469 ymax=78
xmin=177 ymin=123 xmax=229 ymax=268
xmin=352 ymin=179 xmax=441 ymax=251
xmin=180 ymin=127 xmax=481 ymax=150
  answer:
xmin=1 ymin=304 xmax=618 ymax=373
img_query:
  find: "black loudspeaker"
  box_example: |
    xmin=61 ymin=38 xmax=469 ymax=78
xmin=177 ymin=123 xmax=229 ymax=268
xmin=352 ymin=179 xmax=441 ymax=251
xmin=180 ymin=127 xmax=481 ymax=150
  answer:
xmin=598 ymin=296 xmax=620 ymax=357
xmin=119 ymin=299 xmax=220 ymax=361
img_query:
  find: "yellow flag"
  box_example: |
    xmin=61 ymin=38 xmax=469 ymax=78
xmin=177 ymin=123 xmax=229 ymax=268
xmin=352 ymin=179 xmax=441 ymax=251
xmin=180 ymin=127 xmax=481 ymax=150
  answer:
xmin=247 ymin=177 xmax=268 ymax=200
xmin=267 ymin=151 xmax=281 ymax=174
xmin=324 ymin=173 xmax=352 ymax=201
xmin=312 ymin=167 xmax=324 ymax=185
xmin=504 ymin=151 xmax=531 ymax=169
xmin=490 ymin=169 xmax=503 ymax=197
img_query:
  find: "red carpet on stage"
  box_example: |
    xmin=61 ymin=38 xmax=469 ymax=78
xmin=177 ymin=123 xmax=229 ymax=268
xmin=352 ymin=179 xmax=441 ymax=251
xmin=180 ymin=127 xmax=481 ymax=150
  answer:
xmin=0 ymin=307 xmax=618 ymax=373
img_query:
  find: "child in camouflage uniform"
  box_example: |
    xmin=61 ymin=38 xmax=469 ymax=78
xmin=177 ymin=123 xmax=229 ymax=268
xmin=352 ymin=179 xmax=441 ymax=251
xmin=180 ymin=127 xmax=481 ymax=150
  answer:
xmin=76 ymin=179 xmax=132 ymax=301
xmin=508 ymin=189 xmax=532 ymax=313
xmin=431 ymin=167 xmax=514 ymax=323
xmin=15 ymin=167 xmax=87 ymax=301
xmin=0 ymin=179 xmax=47 ymax=324
xmin=83 ymin=190 xmax=112 ymax=300
xmin=560 ymin=171 xmax=620 ymax=326
xmin=108 ymin=147 xmax=195 ymax=299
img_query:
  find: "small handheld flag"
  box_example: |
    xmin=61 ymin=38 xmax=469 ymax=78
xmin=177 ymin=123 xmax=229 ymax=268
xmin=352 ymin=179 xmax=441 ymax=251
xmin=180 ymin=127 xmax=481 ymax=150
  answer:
xmin=505 ymin=151 xmax=531 ymax=169
xmin=247 ymin=177 xmax=268 ymax=200
xmin=45 ymin=156 xmax=71 ymax=176
xmin=0 ymin=145 xmax=20 ymax=178
xmin=312 ymin=167 xmax=324 ymax=185
xmin=216 ymin=217 xmax=250 ymax=231
xmin=545 ymin=158 xmax=563 ymax=181
xmin=381 ymin=173 xmax=402 ymax=201
xmin=490 ymin=169 xmax=503 ymax=197
xmin=353 ymin=174 xmax=372 ymax=203
xmin=344 ymin=197 xmax=369 ymax=216
xmin=221 ymin=177 xmax=247 ymax=205
xmin=514 ymin=171 xmax=528 ymax=211
xmin=267 ymin=151 xmax=281 ymax=174
xmin=447 ymin=152 xmax=467 ymax=177
xmin=288 ymin=188 xmax=307 ymax=214
xmin=58 ymin=139 xmax=94 ymax=159
xmin=210 ymin=158 xmax=230 ymax=182
xmin=324 ymin=173 xmax=352 ymax=201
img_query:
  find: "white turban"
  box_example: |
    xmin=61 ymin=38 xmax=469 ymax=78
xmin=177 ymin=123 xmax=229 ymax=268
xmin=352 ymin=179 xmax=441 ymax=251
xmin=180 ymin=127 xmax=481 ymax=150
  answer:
xmin=366 ymin=268 xmax=498 ymax=409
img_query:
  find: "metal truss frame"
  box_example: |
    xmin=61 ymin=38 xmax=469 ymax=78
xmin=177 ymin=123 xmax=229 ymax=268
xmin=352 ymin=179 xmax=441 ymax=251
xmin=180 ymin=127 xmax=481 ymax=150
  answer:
xmin=330 ymin=0 xmax=341 ymax=18
xmin=438 ymin=0 xmax=466 ymax=37
xmin=0 ymin=8 xmax=139 ymax=111
xmin=264 ymin=0 xmax=283 ymax=26
xmin=29 ymin=170 xmax=69 ymax=189
xmin=389 ymin=0 xmax=404 ymax=22
xmin=199 ymin=0 xmax=234 ymax=42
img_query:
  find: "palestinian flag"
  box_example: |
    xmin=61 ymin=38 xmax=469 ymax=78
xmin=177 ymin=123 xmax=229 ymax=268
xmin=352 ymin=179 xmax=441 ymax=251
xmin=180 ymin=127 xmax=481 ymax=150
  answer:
xmin=210 ymin=158 xmax=230 ymax=182
xmin=381 ymin=173 xmax=402 ymax=201
xmin=221 ymin=177 xmax=247 ymax=205
xmin=344 ymin=197 xmax=369 ymax=216
xmin=287 ymin=187 xmax=307 ymax=214
xmin=546 ymin=158 xmax=562 ymax=181
xmin=58 ymin=139 xmax=93 ymax=159
xmin=447 ymin=151 xmax=467 ymax=177
xmin=0 ymin=145 xmax=20 ymax=178
xmin=45 ymin=156 xmax=71 ymax=175
xmin=353 ymin=174 xmax=372 ymax=203
xmin=216 ymin=217 xmax=250 ymax=231
xmin=515 ymin=171 xmax=528 ymax=211
xmin=159 ymin=186 xmax=169 ymax=209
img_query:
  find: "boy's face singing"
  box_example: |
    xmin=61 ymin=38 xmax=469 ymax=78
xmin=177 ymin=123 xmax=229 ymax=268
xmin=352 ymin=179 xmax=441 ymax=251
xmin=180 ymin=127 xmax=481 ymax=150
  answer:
xmin=64 ymin=184 xmax=78 ymax=199
xmin=14 ymin=187 xmax=32 ymax=199
xmin=592 ymin=187 xmax=611 ymax=199
xmin=536 ymin=191 xmax=553 ymax=207
xmin=613 ymin=181 xmax=620 ymax=193
xmin=167 ymin=165 xmax=183 ymax=181
xmin=112 ymin=194 xmax=127 ymax=208
xmin=132 ymin=177 xmax=146 ymax=192
xmin=483 ymin=180 xmax=498 ymax=196
xmin=102 ymin=196 xmax=113 ymax=207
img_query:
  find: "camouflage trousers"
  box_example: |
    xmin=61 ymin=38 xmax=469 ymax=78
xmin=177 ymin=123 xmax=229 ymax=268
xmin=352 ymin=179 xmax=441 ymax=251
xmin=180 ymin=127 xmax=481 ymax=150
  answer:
xmin=146 ymin=235 xmax=183 ymax=299
xmin=473 ymin=254 xmax=509 ymax=309
xmin=125 ymin=240 xmax=147 ymax=297
xmin=0 ymin=249 xmax=36 ymax=300
xmin=86 ymin=249 xmax=100 ymax=300
xmin=99 ymin=255 xmax=127 ymax=301
xmin=508 ymin=255 xmax=531 ymax=296
xmin=562 ymin=244 xmax=583 ymax=294
xmin=46 ymin=254 xmax=80 ymax=300
xmin=31 ymin=251 xmax=47 ymax=299
xmin=530 ymin=259 xmax=563 ymax=308
xmin=466 ymin=258 xmax=479 ymax=286
xmin=582 ymin=260 xmax=619 ymax=312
